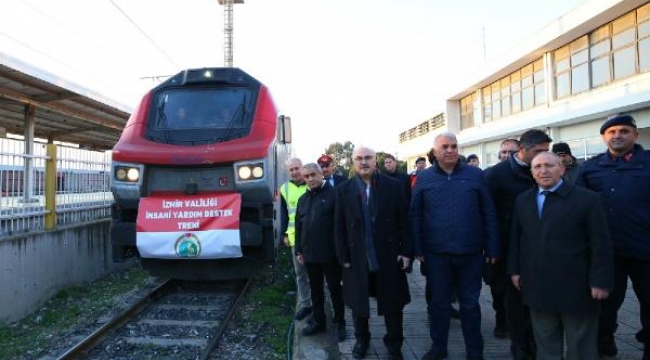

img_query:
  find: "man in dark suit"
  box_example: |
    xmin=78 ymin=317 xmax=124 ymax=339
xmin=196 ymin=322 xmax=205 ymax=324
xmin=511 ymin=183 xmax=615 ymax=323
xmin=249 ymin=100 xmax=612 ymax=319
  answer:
xmin=509 ymin=151 xmax=613 ymax=360
xmin=318 ymin=154 xmax=346 ymax=187
xmin=334 ymin=146 xmax=412 ymax=360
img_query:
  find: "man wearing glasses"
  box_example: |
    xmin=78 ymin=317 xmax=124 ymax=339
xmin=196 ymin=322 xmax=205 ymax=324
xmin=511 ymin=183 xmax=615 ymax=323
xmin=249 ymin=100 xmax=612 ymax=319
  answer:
xmin=334 ymin=146 xmax=412 ymax=360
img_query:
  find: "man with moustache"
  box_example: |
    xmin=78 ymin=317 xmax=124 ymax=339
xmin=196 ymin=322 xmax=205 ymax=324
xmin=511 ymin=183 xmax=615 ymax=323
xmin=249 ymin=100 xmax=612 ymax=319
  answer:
xmin=576 ymin=114 xmax=650 ymax=359
xmin=412 ymin=132 xmax=500 ymax=360
xmin=335 ymin=146 xmax=412 ymax=360
xmin=510 ymin=151 xmax=613 ymax=360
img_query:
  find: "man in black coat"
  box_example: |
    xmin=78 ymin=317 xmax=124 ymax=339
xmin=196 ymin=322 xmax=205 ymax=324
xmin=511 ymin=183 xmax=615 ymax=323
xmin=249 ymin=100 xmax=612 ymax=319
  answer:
xmin=335 ymin=146 xmax=412 ymax=360
xmin=509 ymin=151 xmax=613 ymax=360
xmin=484 ymin=129 xmax=553 ymax=359
xmin=295 ymin=162 xmax=346 ymax=341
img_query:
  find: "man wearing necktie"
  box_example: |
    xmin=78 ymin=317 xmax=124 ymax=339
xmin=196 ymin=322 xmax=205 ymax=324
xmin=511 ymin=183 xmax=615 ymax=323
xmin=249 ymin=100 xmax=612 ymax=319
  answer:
xmin=318 ymin=154 xmax=346 ymax=187
xmin=509 ymin=151 xmax=613 ymax=360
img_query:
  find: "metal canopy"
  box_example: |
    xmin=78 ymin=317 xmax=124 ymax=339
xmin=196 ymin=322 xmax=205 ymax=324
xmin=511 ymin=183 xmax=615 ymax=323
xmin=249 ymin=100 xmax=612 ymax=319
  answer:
xmin=0 ymin=53 xmax=132 ymax=151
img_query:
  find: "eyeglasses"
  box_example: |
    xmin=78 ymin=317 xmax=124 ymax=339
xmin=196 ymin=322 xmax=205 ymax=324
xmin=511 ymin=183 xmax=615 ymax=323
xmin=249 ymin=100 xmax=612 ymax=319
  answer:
xmin=319 ymin=163 xmax=331 ymax=168
xmin=353 ymin=155 xmax=375 ymax=162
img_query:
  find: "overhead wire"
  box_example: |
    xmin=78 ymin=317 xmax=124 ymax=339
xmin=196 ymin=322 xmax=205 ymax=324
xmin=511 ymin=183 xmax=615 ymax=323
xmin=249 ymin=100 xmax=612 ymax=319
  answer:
xmin=7 ymin=0 xmax=138 ymax=102
xmin=107 ymin=0 xmax=181 ymax=70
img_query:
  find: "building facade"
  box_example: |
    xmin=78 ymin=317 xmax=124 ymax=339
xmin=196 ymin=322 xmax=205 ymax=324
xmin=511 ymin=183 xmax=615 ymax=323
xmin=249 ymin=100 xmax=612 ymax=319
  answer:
xmin=399 ymin=0 xmax=650 ymax=169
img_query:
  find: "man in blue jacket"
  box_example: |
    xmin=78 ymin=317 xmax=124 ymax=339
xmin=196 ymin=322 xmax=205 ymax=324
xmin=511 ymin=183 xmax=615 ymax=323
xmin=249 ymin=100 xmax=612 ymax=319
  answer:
xmin=576 ymin=114 xmax=650 ymax=360
xmin=411 ymin=132 xmax=500 ymax=360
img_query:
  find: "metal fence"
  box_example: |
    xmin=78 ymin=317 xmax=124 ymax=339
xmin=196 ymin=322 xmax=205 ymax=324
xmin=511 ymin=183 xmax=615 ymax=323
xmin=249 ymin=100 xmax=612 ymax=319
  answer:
xmin=0 ymin=137 xmax=113 ymax=236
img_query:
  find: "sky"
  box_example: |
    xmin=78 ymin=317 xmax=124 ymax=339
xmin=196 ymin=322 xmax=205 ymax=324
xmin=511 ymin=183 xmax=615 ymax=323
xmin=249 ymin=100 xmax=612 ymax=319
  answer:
xmin=0 ymin=0 xmax=587 ymax=162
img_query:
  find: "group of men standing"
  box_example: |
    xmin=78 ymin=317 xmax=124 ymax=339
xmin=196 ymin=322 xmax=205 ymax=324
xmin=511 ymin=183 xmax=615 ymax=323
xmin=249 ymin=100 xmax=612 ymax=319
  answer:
xmin=279 ymin=114 xmax=649 ymax=360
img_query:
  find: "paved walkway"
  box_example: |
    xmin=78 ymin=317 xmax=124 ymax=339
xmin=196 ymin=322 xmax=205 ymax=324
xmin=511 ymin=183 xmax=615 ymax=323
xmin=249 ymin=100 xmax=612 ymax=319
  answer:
xmin=336 ymin=262 xmax=645 ymax=360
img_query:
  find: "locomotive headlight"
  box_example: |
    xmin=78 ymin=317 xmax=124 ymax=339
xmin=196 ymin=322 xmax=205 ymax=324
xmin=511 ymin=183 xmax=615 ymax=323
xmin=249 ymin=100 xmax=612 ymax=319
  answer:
xmin=235 ymin=161 xmax=265 ymax=182
xmin=127 ymin=168 xmax=140 ymax=181
xmin=116 ymin=168 xmax=127 ymax=180
xmin=252 ymin=166 xmax=264 ymax=178
xmin=238 ymin=166 xmax=252 ymax=180
xmin=113 ymin=164 xmax=143 ymax=183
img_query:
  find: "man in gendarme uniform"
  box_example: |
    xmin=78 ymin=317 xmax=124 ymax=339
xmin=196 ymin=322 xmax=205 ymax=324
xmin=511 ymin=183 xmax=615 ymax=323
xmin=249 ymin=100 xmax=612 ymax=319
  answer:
xmin=280 ymin=157 xmax=311 ymax=321
xmin=576 ymin=114 xmax=650 ymax=360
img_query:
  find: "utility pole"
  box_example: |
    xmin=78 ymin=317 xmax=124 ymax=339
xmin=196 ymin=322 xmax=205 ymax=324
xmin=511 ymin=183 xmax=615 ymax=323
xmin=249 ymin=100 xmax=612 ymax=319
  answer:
xmin=218 ymin=0 xmax=244 ymax=67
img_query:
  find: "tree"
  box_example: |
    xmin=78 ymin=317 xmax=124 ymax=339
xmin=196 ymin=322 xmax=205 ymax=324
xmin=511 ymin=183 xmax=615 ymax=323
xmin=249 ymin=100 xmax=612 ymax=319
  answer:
xmin=324 ymin=141 xmax=355 ymax=178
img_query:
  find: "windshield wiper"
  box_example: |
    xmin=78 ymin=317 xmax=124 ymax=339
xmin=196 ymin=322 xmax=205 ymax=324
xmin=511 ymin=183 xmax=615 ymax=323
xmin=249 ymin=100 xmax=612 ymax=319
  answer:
xmin=217 ymin=99 xmax=246 ymax=142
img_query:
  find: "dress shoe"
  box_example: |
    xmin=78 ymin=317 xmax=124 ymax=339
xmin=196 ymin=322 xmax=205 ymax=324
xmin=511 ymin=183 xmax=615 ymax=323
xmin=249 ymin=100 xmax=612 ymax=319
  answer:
xmin=450 ymin=306 xmax=460 ymax=319
xmin=294 ymin=306 xmax=312 ymax=321
xmin=300 ymin=321 xmax=325 ymax=336
xmin=352 ymin=339 xmax=369 ymax=359
xmin=493 ymin=325 xmax=507 ymax=339
xmin=336 ymin=321 xmax=347 ymax=342
xmin=510 ymin=346 xmax=532 ymax=360
xmin=466 ymin=356 xmax=485 ymax=360
xmin=422 ymin=349 xmax=448 ymax=360
xmin=388 ymin=350 xmax=404 ymax=360
xmin=598 ymin=333 xmax=618 ymax=357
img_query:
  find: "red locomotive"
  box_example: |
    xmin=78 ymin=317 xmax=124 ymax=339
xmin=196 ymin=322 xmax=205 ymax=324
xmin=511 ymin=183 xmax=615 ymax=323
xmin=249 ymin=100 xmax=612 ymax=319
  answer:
xmin=110 ymin=68 xmax=292 ymax=280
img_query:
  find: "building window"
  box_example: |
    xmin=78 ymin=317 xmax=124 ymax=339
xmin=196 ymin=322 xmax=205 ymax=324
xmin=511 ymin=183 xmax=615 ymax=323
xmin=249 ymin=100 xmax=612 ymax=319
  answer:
xmin=552 ymin=3 xmax=650 ymax=101
xmin=511 ymin=70 xmax=522 ymax=114
xmin=491 ymin=82 xmax=502 ymax=120
xmin=554 ymin=36 xmax=589 ymax=99
xmin=501 ymin=77 xmax=511 ymax=117
xmin=639 ymin=3 xmax=650 ymax=72
xmin=460 ymin=92 xmax=477 ymax=130
xmin=482 ymin=85 xmax=492 ymax=123
xmin=533 ymin=59 xmax=546 ymax=105
xmin=612 ymin=12 xmax=637 ymax=80
xmin=521 ymin=63 xmax=535 ymax=111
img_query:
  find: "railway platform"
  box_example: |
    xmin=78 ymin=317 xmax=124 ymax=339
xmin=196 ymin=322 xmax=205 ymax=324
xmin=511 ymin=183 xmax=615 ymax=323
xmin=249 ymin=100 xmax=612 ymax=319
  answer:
xmin=293 ymin=262 xmax=645 ymax=360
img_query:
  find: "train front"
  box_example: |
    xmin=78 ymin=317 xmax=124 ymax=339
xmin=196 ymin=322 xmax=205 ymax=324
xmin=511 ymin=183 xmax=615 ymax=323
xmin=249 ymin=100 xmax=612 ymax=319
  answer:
xmin=110 ymin=68 xmax=291 ymax=280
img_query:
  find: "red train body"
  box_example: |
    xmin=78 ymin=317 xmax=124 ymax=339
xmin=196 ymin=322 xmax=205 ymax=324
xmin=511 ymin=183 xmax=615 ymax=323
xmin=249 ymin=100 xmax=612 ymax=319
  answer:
xmin=110 ymin=68 xmax=291 ymax=280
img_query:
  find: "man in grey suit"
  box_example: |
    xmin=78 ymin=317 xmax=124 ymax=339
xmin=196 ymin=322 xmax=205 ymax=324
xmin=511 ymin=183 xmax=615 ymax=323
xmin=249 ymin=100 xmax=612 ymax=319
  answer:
xmin=509 ymin=152 xmax=613 ymax=360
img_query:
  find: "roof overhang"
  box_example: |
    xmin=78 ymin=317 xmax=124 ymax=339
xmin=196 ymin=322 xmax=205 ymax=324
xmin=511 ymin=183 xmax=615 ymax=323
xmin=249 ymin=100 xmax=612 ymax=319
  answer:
xmin=0 ymin=52 xmax=132 ymax=150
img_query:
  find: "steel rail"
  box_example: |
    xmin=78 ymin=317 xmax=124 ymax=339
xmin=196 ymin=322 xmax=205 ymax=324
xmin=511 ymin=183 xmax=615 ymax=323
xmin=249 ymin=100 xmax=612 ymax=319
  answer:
xmin=55 ymin=279 xmax=171 ymax=360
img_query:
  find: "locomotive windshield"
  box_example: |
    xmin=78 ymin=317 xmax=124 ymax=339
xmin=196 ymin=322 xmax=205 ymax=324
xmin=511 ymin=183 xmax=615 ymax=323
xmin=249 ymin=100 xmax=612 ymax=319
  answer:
xmin=146 ymin=87 xmax=255 ymax=145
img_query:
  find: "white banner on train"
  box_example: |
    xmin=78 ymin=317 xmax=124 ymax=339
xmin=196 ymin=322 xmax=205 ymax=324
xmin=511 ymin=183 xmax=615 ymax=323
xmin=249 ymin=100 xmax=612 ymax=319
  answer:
xmin=136 ymin=192 xmax=242 ymax=259
xmin=136 ymin=230 xmax=242 ymax=259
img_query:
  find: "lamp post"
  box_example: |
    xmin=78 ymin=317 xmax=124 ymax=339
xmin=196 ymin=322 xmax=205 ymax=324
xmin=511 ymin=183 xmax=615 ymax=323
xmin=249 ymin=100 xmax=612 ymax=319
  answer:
xmin=217 ymin=0 xmax=244 ymax=67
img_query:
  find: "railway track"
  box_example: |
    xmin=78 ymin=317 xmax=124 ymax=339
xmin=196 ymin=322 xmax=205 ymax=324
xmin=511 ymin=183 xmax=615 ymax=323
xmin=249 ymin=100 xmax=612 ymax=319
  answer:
xmin=56 ymin=277 xmax=252 ymax=360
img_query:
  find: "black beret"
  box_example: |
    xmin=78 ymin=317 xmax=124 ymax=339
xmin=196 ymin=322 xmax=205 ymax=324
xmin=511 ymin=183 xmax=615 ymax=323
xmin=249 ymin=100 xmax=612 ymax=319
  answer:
xmin=600 ymin=114 xmax=637 ymax=134
xmin=467 ymin=154 xmax=478 ymax=161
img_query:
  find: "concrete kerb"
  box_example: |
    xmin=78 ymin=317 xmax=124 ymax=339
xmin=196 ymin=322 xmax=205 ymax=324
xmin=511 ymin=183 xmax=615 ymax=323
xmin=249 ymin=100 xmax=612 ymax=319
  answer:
xmin=292 ymin=293 xmax=341 ymax=360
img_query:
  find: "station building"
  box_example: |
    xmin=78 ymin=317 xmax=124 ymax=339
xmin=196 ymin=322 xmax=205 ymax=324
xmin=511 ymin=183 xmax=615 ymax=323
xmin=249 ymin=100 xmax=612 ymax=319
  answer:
xmin=399 ymin=0 xmax=650 ymax=169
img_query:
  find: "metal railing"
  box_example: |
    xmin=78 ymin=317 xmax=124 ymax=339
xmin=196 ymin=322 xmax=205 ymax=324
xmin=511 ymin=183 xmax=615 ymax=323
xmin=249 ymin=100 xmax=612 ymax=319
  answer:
xmin=0 ymin=137 xmax=113 ymax=237
xmin=399 ymin=113 xmax=446 ymax=143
